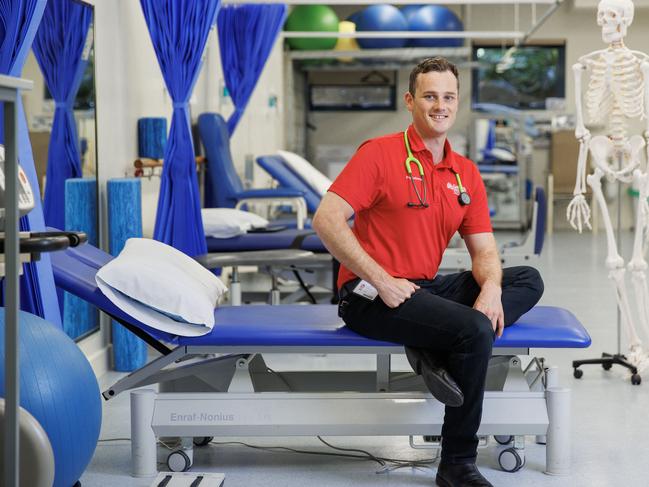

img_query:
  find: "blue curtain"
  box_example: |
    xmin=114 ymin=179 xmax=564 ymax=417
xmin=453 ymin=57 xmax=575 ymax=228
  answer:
xmin=33 ymin=0 xmax=92 ymax=231
xmin=140 ymin=0 xmax=220 ymax=257
xmin=217 ymin=4 xmax=286 ymax=136
xmin=0 ymin=0 xmax=61 ymax=326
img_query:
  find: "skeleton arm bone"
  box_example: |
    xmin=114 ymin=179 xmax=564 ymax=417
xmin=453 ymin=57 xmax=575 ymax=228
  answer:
xmin=567 ymin=61 xmax=593 ymax=233
xmin=573 ymin=61 xmax=590 ymax=140
xmin=567 ymin=140 xmax=592 ymax=233
xmin=642 ymin=61 xmax=649 ymax=164
xmin=572 ymin=60 xmax=591 ymax=193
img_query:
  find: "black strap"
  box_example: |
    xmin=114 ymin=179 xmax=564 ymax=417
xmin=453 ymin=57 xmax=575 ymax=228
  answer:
xmin=106 ymin=312 xmax=173 ymax=356
xmin=290 ymin=231 xmax=316 ymax=249
xmin=157 ymin=475 xmax=172 ymax=487
xmin=331 ymin=259 xmax=340 ymax=304
xmin=190 ymin=476 xmax=204 ymax=487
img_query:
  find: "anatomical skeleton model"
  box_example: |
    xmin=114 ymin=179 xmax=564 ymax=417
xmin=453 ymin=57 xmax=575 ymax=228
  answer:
xmin=567 ymin=0 xmax=649 ymax=370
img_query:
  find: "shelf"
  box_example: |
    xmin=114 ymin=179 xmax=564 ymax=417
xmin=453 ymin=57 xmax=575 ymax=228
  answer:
xmin=288 ymin=46 xmax=470 ymax=62
xmin=225 ymin=0 xmax=557 ymax=4
xmin=282 ymin=31 xmax=524 ymax=41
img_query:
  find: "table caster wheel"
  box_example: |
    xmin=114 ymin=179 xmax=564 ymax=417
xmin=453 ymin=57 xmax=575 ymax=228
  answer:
xmin=494 ymin=435 xmax=513 ymax=445
xmin=167 ymin=450 xmax=192 ymax=472
xmin=498 ymin=447 xmax=524 ymax=472
xmin=631 ymin=373 xmax=641 ymax=385
xmin=193 ymin=436 xmax=213 ymax=447
xmin=573 ymin=368 xmax=583 ymax=379
xmin=423 ymin=435 xmax=442 ymax=443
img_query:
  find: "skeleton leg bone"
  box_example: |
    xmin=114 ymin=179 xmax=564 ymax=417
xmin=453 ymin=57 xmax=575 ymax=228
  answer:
xmin=628 ymin=167 xmax=649 ymax=369
xmin=588 ymin=166 xmax=646 ymax=369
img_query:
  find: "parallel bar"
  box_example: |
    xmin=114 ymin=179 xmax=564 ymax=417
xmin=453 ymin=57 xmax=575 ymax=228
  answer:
xmin=288 ymin=46 xmax=470 ymax=61
xmin=0 ymin=74 xmax=33 ymax=91
xmin=282 ymin=30 xmax=524 ymax=40
xmin=521 ymin=0 xmax=562 ymax=44
xmin=0 ymin=76 xmax=31 ymax=487
xmin=3 ymin=85 xmax=20 ymax=487
xmin=225 ymin=0 xmax=556 ymax=4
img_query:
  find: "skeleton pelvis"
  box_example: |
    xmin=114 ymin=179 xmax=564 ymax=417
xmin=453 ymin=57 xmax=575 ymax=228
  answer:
xmin=588 ymin=134 xmax=645 ymax=181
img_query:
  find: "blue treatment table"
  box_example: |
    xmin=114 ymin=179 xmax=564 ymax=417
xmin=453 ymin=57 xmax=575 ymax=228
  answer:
xmin=206 ymin=228 xmax=326 ymax=253
xmin=50 ymin=243 xmax=590 ymax=477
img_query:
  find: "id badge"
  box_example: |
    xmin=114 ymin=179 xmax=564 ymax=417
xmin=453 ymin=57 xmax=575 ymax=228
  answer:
xmin=352 ymin=280 xmax=378 ymax=301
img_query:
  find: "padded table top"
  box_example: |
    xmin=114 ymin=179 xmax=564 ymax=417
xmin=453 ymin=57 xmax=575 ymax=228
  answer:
xmin=206 ymin=229 xmax=326 ymax=253
xmin=177 ymin=304 xmax=591 ymax=349
xmin=51 ymin=244 xmax=590 ymax=350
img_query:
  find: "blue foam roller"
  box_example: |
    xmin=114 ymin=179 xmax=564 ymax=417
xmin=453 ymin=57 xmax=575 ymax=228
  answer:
xmin=138 ymin=117 xmax=167 ymax=159
xmin=64 ymin=178 xmax=98 ymax=340
xmin=108 ymin=178 xmax=147 ymax=371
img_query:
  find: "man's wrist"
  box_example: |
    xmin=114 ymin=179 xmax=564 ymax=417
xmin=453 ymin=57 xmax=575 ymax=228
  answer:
xmin=481 ymin=279 xmax=502 ymax=294
xmin=373 ymin=273 xmax=394 ymax=291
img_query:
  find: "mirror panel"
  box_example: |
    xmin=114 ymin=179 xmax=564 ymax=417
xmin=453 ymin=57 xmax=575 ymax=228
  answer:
xmin=22 ymin=2 xmax=98 ymax=341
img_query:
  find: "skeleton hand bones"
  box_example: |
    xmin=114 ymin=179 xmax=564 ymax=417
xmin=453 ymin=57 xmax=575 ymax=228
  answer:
xmin=567 ymin=194 xmax=592 ymax=233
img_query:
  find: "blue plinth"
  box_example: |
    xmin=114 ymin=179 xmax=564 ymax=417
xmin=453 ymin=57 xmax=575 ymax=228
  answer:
xmin=138 ymin=117 xmax=167 ymax=159
xmin=108 ymin=178 xmax=147 ymax=371
xmin=64 ymin=178 xmax=98 ymax=340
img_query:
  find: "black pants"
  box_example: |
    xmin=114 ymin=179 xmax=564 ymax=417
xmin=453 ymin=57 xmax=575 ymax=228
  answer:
xmin=338 ymin=266 xmax=544 ymax=464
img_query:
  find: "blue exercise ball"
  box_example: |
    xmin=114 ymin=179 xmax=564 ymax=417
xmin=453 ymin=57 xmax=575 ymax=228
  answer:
xmin=408 ymin=5 xmax=464 ymax=48
xmin=356 ymin=5 xmax=408 ymax=49
xmin=400 ymin=4 xmax=424 ymax=24
xmin=346 ymin=10 xmax=362 ymax=25
xmin=400 ymin=5 xmax=425 ymax=47
xmin=0 ymin=309 xmax=102 ymax=487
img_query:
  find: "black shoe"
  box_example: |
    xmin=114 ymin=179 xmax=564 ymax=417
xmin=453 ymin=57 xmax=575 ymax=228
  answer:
xmin=405 ymin=347 xmax=464 ymax=407
xmin=436 ymin=462 xmax=493 ymax=487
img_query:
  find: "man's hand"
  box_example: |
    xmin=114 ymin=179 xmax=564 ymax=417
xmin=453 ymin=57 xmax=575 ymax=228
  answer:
xmin=473 ymin=281 xmax=504 ymax=337
xmin=376 ymin=277 xmax=420 ymax=308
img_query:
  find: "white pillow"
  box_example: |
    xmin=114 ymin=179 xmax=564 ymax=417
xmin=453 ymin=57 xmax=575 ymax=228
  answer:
xmin=202 ymin=208 xmax=269 ymax=238
xmin=96 ymin=238 xmax=227 ymax=336
xmin=277 ymin=150 xmax=332 ymax=196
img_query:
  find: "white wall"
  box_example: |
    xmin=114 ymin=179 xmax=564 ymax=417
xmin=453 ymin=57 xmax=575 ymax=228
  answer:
xmin=21 ymin=52 xmax=47 ymax=128
xmin=307 ymin=2 xmax=649 ymax=166
xmin=91 ymin=3 xmax=285 ymax=237
xmin=89 ymin=1 xmax=649 ymax=231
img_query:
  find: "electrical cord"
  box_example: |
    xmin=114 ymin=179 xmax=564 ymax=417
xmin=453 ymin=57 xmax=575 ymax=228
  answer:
xmin=97 ymin=365 xmax=440 ymax=474
xmin=263 ymin=366 xmax=440 ymax=472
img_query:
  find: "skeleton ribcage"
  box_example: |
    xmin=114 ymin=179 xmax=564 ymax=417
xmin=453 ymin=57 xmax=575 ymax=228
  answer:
xmin=586 ymin=51 xmax=645 ymax=126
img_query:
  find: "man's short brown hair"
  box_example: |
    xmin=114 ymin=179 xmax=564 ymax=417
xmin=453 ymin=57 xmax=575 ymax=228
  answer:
xmin=408 ymin=57 xmax=459 ymax=96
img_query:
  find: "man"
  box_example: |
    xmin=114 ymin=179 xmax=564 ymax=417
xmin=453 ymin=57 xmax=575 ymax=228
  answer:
xmin=312 ymin=57 xmax=544 ymax=487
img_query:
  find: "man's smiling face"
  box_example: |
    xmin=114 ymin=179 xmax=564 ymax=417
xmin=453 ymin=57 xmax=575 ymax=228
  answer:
xmin=405 ymin=70 xmax=459 ymax=140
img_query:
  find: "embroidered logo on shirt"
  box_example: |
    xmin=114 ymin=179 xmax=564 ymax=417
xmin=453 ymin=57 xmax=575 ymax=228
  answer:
xmin=447 ymin=182 xmax=460 ymax=196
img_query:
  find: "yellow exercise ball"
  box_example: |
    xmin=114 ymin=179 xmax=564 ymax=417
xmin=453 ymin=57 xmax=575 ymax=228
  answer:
xmin=334 ymin=21 xmax=359 ymax=62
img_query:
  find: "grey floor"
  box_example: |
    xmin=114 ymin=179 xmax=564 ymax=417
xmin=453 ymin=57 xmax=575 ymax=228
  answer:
xmin=81 ymin=230 xmax=649 ymax=487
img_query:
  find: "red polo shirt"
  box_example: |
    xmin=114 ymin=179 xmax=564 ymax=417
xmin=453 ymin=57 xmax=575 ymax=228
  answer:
xmin=329 ymin=125 xmax=492 ymax=288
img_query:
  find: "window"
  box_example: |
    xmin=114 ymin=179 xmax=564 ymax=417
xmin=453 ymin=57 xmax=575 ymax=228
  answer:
xmin=471 ymin=43 xmax=565 ymax=110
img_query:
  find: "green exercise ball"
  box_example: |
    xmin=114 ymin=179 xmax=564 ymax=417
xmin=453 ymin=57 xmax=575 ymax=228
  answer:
xmin=285 ymin=5 xmax=339 ymax=50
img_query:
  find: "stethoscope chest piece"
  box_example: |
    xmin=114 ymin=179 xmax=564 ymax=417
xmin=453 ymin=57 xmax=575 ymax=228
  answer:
xmin=458 ymin=191 xmax=471 ymax=206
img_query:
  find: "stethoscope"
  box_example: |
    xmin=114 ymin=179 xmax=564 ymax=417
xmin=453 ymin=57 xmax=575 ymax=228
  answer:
xmin=403 ymin=130 xmax=471 ymax=208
